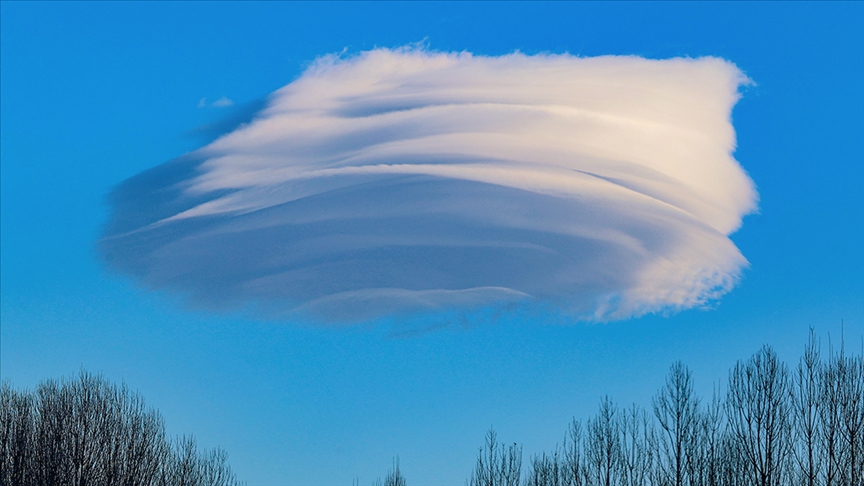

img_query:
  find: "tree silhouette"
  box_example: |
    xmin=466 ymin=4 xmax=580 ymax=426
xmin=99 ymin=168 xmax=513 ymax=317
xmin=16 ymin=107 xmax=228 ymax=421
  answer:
xmin=0 ymin=371 xmax=242 ymax=486
xmin=653 ymin=362 xmax=699 ymax=486
xmin=468 ymin=428 xmax=522 ymax=486
xmin=509 ymin=330 xmax=863 ymax=486
xmin=725 ymin=345 xmax=792 ymax=486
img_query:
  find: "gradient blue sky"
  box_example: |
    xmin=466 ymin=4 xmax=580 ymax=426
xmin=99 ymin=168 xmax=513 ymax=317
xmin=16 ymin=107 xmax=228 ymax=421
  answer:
xmin=1 ymin=2 xmax=862 ymax=484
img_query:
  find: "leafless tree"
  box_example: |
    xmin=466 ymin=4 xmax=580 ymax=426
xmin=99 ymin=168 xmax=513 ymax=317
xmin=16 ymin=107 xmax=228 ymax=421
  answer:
xmin=526 ymin=419 xmax=598 ymax=486
xmin=716 ymin=433 xmax=747 ymax=486
xmin=525 ymin=448 xmax=565 ymax=486
xmin=820 ymin=343 xmax=845 ymax=486
xmin=0 ymin=371 xmax=242 ymax=486
xmin=583 ymin=397 xmax=620 ymax=486
xmin=494 ymin=332 xmax=864 ymax=486
xmin=0 ymin=381 xmax=35 ymax=486
xmin=840 ymin=353 xmax=864 ymax=486
xmin=822 ymin=337 xmax=864 ymax=486
xmin=619 ymin=404 xmax=653 ymax=486
xmin=792 ymin=330 xmax=823 ymax=486
xmin=653 ymin=362 xmax=699 ymax=486
xmin=468 ymin=428 xmax=522 ymax=486
xmin=384 ymin=457 xmax=408 ymax=486
xmin=843 ymin=350 xmax=864 ymax=486
xmin=726 ymin=345 xmax=792 ymax=486
xmin=561 ymin=419 xmax=585 ymax=486
xmin=694 ymin=387 xmax=724 ymax=486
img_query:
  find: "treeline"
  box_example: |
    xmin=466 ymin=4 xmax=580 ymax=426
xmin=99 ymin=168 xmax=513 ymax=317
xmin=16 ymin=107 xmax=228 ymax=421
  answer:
xmin=0 ymin=371 xmax=243 ymax=486
xmin=3 ymin=332 xmax=861 ymax=486
xmin=464 ymin=331 xmax=864 ymax=486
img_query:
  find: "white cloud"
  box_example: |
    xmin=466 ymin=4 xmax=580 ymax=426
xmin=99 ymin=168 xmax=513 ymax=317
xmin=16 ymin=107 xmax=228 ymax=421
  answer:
xmin=101 ymin=47 xmax=757 ymax=323
xmin=197 ymin=96 xmax=234 ymax=108
xmin=211 ymin=96 xmax=234 ymax=108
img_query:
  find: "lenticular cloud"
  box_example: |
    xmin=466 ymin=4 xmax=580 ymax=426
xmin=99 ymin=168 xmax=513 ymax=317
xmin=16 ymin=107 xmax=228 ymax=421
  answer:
xmin=100 ymin=47 xmax=758 ymax=322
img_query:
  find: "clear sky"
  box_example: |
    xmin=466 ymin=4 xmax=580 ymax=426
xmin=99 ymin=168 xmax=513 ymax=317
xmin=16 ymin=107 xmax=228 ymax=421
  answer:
xmin=1 ymin=2 xmax=862 ymax=485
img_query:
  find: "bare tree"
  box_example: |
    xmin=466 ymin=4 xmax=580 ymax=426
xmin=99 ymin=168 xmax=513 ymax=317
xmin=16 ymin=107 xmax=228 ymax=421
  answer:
xmin=827 ymin=340 xmax=864 ymax=486
xmin=583 ymin=397 xmax=620 ymax=486
xmin=481 ymin=331 xmax=864 ymax=486
xmin=726 ymin=345 xmax=792 ymax=486
xmin=717 ymin=432 xmax=748 ymax=486
xmin=620 ymin=404 xmax=654 ymax=486
xmin=561 ymin=419 xmax=585 ymax=486
xmin=476 ymin=331 xmax=864 ymax=486
xmin=843 ymin=351 xmax=864 ymax=486
xmin=1 ymin=382 xmax=36 ymax=486
xmin=694 ymin=387 xmax=724 ymax=486
xmin=792 ymin=330 xmax=823 ymax=486
xmin=820 ymin=343 xmax=845 ymax=486
xmin=0 ymin=371 xmax=242 ymax=486
xmin=525 ymin=448 xmax=564 ymax=486
xmin=468 ymin=428 xmax=521 ymax=486
xmin=384 ymin=457 xmax=408 ymax=486
xmin=653 ymin=362 xmax=699 ymax=486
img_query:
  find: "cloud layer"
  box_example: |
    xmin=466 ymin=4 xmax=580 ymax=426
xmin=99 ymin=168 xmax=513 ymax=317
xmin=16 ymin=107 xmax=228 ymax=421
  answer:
xmin=100 ymin=47 xmax=757 ymax=322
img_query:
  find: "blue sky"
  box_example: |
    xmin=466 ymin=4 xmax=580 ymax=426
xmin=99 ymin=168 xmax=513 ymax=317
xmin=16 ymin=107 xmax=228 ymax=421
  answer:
xmin=1 ymin=2 xmax=862 ymax=484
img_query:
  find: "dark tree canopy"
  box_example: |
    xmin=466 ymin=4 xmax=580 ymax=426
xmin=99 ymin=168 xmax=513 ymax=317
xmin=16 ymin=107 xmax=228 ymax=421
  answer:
xmin=0 ymin=371 xmax=243 ymax=486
